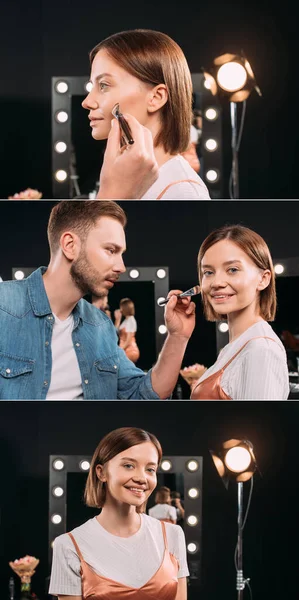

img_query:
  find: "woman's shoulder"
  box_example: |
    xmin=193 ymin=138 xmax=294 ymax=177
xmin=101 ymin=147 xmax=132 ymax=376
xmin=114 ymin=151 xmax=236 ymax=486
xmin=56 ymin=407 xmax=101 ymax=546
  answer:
xmin=241 ymin=322 xmax=286 ymax=355
xmin=54 ymin=518 xmax=96 ymax=548
xmin=143 ymin=514 xmax=183 ymax=539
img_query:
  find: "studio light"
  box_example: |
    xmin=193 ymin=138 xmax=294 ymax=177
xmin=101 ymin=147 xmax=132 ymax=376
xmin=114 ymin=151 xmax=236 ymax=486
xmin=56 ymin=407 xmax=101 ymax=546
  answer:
xmin=206 ymin=169 xmax=219 ymax=183
xmin=85 ymin=81 xmax=93 ymax=92
xmin=161 ymin=459 xmax=172 ymax=471
xmin=205 ymin=139 xmax=218 ymax=151
xmin=210 ymin=439 xmax=258 ymax=599
xmin=205 ymin=108 xmax=219 ymax=121
xmin=157 ymin=297 xmax=166 ymax=305
xmin=187 ymin=515 xmax=199 ymax=526
xmin=203 ymin=52 xmax=262 ymax=199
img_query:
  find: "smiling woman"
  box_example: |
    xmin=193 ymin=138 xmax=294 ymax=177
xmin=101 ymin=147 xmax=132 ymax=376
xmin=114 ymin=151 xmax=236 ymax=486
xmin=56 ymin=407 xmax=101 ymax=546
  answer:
xmin=189 ymin=225 xmax=289 ymax=400
xmin=49 ymin=427 xmax=188 ymax=600
xmin=82 ymin=29 xmax=210 ymax=200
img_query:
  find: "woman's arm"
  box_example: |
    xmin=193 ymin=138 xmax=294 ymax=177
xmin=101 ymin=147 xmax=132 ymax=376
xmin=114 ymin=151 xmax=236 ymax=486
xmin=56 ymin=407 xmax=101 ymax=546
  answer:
xmin=122 ymin=331 xmax=134 ymax=350
xmin=58 ymin=596 xmax=82 ymax=600
xmin=175 ymin=578 xmax=187 ymax=600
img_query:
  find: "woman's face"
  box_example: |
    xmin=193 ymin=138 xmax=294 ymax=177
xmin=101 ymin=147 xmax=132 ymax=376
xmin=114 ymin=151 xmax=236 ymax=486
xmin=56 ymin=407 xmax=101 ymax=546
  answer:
xmin=97 ymin=442 xmax=159 ymax=508
xmin=82 ymin=49 xmax=154 ymax=140
xmin=201 ymin=239 xmax=270 ymax=317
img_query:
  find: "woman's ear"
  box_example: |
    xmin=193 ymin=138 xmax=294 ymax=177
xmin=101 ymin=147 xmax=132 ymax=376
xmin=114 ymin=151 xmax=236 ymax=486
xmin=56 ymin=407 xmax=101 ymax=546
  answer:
xmin=96 ymin=464 xmax=106 ymax=482
xmin=257 ymin=269 xmax=271 ymax=291
xmin=147 ymin=84 xmax=168 ymax=113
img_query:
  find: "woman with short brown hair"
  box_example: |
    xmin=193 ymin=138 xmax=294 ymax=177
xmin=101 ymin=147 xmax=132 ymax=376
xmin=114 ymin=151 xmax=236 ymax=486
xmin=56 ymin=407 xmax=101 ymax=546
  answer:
xmin=190 ymin=225 xmax=289 ymax=399
xmin=82 ymin=29 xmax=210 ymax=200
xmin=49 ymin=427 xmax=188 ymax=600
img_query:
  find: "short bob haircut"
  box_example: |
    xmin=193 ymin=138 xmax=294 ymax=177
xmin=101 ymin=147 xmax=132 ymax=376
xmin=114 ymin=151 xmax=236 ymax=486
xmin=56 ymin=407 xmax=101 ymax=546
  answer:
xmin=155 ymin=486 xmax=171 ymax=504
xmin=89 ymin=29 xmax=193 ymax=154
xmin=197 ymin=224 xmax=277 ymax=322
xmin=47 ymin=200 xmax=126 ymax=255
xmin=84 ymin=427 xmax=162 ymax=513
xmin=120 ymin=297 xmax=135 ymax=317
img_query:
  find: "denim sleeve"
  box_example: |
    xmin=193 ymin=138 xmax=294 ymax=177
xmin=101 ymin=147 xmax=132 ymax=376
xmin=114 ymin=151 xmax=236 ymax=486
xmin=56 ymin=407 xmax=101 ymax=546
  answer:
xmin=116 ymin=347 xmax=162 ymax=400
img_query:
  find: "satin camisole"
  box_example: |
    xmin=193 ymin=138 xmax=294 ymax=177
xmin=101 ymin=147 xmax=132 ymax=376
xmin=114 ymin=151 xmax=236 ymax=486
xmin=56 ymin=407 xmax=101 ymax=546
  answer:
xmin=68 ymin=520 xmax=179 ymax=600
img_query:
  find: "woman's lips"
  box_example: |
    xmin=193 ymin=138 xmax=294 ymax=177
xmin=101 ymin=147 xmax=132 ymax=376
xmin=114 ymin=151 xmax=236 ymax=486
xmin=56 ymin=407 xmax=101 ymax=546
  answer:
xmin=210 ymin=294 xmax=235 ymax=303
xmin=90 ymin=118 xmax=104 ymax=126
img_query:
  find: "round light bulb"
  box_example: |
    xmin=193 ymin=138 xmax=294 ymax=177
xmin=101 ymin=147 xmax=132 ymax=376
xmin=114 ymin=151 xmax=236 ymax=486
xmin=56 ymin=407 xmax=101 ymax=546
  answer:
xmin=217 ymin=62 xmax=247 ymax=92
xmin=188 ymin=487 xmax=199 ymax=499
xmin=55 ymin=81 xmax=68 ymax=94
xmin=156 ymin=269 xmax=167 ymax=279
xmin=218 ymin=322 xmax=229 ymax=333
xmin=205 ymin=139 xmax=218 ymax=152
xmin=55 ymin=170 xmax=68 ymax=182
xmin=187 ymin=460 xmax=199 ymax=472
xmin=161 ymin=460 xmax=172 ymax=471
xmin=54 ymin=141 xmax=67 ymax=153
xmin=51 ymin=514 xmax=62 ymax=524
xmin=224 ymin=447 xmax=251 ymax=473
xmin=205 ymin=108 xmax=218 ymax=121
xmin=52 ymin=486 xmax=64 ymax=497
xmin=187 ymin=515 xmax=198 ymax=526
xmin=53 ymin=459 xmax=64 ymax=471
xmin=56 ymin=111 xmax=68 ymax=123
xmin=158 ymin=325 xmax=167 ymax=334
xmin=79 ymin=460 xmax=90 ymax=471
xmin=157 ymin=297 xmax=166 ymax=306
xmin=206 ymin=170 xmax=219 ymax=183
xmin=274 ymin=264 xmax=284 ymax=275
xmin=14 ymin=270 xmax=25 ymax=280
xmin=187 ymin=542 xmax=198 ymax=553
xmin=85 ymin=81 xmax=93 ymax=92
xmin=129 ymin=269 xmax=139 ymax=279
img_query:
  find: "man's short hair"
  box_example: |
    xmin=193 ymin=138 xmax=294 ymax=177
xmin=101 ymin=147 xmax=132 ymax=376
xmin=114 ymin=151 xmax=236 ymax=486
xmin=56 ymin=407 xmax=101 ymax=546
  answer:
xmin=47 ymin=200 xmax=127 ymax=255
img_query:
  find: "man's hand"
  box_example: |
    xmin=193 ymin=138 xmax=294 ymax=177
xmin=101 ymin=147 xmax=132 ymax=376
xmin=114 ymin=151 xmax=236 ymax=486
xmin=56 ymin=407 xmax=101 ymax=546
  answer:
xmin=97 ymin=115 xmax=159 ymax=199
xmin=164 ymin=290 xmax=196 ymax=340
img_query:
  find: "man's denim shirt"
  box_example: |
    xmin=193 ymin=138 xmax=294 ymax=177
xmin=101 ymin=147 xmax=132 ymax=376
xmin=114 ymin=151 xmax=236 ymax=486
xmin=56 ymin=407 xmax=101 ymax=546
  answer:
xmin=0 ymin=267 xmax=160 ymax=400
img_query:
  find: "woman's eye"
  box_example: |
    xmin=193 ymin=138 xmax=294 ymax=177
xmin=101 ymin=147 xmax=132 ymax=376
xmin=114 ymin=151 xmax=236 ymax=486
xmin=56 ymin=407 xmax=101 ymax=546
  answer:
xmin=147 ymin=468 xmax=156 ymax=474
xmin=228 ymin=267 xmax=238 ymax=273
xmin=99 ymin=82 xmax=109 ymax=91
xmin=123 ymin=464 xmax=134 ymax=469
xmin=203 ymin=271 xmax=213 ymax=276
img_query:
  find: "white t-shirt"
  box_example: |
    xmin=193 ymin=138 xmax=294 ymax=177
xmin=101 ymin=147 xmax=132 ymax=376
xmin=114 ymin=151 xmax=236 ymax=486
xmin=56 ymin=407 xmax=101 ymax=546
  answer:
xmin=195 ymin=321 xmax=289 ymax=400
xmin=49 ymin=514 xmax=189 ymax=594
xmin=141 ymin=155 xmax=210 ymax=200
xmin=119 ymin=315 xmax=137 ymax=333
xmin=148 ymin=503 xmax=177 ymax=522
xmin=46 ymin=313 xmax=83 ymax=400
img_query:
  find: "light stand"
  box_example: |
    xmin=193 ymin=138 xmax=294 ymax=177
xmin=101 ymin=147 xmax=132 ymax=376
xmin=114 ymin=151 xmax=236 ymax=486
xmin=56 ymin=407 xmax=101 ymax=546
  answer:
xmin=210 ymin=438 xmax=258 ymax=600
xmin=230 ymin=102 xmax=239 ymax=199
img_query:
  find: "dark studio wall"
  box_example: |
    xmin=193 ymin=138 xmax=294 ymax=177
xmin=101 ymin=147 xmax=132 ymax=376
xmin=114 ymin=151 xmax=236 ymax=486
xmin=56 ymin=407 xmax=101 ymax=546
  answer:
xmin=0 ymin=199 xmax=298 ymax=394
xmin=0 ymin=0 xmax=297 ymax=199
xmin=0 ymin=401 xmax=298 ymax=600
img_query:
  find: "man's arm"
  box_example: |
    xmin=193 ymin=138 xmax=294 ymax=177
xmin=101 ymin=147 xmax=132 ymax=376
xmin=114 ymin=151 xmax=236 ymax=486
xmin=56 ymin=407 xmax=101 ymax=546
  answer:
xmin=97 ymin=115 xmax=159 ymax=199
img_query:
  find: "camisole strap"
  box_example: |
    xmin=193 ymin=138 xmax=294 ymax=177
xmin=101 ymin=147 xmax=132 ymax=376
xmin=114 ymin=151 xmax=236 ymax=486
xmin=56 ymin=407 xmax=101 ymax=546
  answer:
xmin=68 ymin=532 xmax=84 ymax=562
xmin=156 ymin=179 xmax=202 ymax=199
xmin=222 ymin=336 xmax=279 ymax=372
xmin=161 ymin=520 xmax=168 ymax=549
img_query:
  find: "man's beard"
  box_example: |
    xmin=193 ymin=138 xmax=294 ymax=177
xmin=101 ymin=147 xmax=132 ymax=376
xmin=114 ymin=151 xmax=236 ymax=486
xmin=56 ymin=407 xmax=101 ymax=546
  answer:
xmin=70 ymin=248 xmax=108 ymax=298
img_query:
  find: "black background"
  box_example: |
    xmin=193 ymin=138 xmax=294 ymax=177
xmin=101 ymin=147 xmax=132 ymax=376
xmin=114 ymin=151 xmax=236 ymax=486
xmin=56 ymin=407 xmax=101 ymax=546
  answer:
xmin=0 ymin=0 xmax=296 ymax=199
xmin=0 ymin=401 xmax=298 ymax=600
xmin=0 ymin=200 xmax=298 ymax=393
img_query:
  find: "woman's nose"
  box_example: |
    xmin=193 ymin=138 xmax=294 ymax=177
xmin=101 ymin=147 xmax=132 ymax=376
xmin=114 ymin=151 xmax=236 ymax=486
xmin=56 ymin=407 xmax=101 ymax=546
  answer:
xmin=82 ymin=92 xmax=98 ymax=110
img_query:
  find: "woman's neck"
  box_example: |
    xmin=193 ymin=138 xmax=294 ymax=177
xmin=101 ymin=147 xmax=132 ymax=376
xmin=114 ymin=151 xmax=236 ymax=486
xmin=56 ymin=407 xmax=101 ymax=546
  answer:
xmin=227 ymin=304 xmax=264 ymax=343
xmin=96 ymin=501 xmax=141 ymax=537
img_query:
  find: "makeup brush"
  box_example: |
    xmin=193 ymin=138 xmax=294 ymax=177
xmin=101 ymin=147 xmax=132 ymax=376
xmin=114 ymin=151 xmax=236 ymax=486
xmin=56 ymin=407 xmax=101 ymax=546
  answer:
xmin=157 ymin=285 xmax=201 ymax=306
xmin=111 ymin=103 xmax=134 ymax=146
